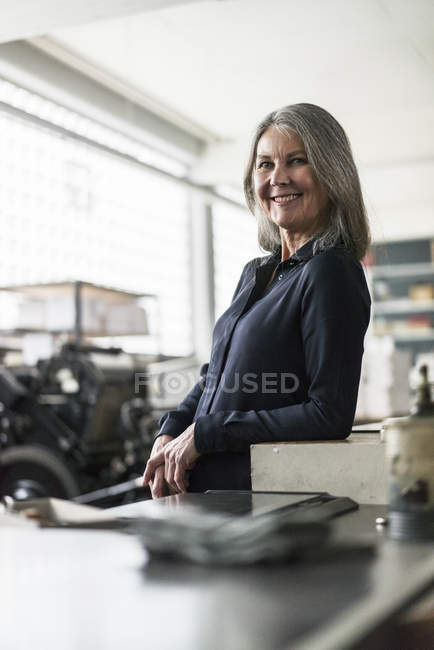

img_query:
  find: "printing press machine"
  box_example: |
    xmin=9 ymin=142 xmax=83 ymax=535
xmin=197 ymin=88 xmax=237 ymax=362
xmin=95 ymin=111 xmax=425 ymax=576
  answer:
xmin=0 ymin=342 xmax=180 ymax=505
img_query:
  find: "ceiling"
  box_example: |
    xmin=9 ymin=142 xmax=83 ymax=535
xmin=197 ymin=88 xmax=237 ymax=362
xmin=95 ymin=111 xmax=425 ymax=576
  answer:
xmin=1 ymin=0 xmax=433 ymax=240
xmin=0 ymin=0 xmax=201 ymax=44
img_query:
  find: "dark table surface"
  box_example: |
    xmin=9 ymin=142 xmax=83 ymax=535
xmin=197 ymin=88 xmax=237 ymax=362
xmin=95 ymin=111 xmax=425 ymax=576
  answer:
xmin=1 ymin=495 xmax=433 ymax=650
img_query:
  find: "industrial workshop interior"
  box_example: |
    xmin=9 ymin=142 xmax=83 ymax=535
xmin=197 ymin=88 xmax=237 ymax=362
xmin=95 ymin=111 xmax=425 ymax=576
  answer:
xmin=0 ymin=1 xmax=433 ymax=649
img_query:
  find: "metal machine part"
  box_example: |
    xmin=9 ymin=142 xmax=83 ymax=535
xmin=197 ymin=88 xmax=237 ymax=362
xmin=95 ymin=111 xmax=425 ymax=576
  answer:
xmin=0 ymin=444 xmax=79 ymax=500
xmin=0 ymin=344 xmax=158 ymax=506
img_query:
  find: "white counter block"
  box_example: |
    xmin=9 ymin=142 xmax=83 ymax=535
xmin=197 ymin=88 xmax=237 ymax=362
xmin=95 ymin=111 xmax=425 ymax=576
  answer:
xmin=251 ymin=433 xmax=388 ymax=504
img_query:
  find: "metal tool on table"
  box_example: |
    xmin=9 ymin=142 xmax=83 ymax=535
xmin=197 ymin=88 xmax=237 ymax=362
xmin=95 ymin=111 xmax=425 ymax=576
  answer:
xmin=383 ymin=365 xmax=434 ymax=540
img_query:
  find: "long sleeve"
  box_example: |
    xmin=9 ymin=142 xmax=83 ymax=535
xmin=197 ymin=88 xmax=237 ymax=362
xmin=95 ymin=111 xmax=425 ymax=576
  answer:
xmin=157 ymin=363 xmax=208 ymax=438
xmin=193 ymin=251 xmax=370 ymax=453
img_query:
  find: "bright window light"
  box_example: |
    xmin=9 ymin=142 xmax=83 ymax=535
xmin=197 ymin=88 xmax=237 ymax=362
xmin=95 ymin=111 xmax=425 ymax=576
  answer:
xmin=0 ymin=78 xmax=187 ymax=177
xmin=212 ymin=202 xmax=261 ymax=319
xmin=0 ymin=84 xmax=192 ymax=356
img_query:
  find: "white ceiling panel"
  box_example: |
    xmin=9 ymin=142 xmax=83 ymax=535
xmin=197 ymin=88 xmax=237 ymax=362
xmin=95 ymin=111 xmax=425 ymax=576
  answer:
xmin=0 ymin=0 xmax=203 ymax=44
xmin=50 ymin=0 xmax=433 ymax=141
xmin=46 ymin=0 xmax=434 ymax=240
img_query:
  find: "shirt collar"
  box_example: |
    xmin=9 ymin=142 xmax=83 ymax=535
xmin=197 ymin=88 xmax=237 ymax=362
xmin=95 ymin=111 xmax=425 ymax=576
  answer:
xmin=263 ymin=238 xmax=316 ymax=267
xmin=290 ymin=238 xmax=315 ymax=262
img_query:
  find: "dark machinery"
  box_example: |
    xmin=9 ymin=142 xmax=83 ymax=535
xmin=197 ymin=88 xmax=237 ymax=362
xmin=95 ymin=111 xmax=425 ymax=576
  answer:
xmin=0 ymin=343 xmax=157 ymax=506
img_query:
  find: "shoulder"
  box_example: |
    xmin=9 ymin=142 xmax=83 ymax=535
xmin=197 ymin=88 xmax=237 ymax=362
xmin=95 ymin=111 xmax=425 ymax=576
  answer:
xmin=242 ymin=254 xmax=273 ymax=277
xmin=300 ymin=246 xmax=371 ymax=314
xmin=231 ymin=254 xmax=274 ymax=303
xmin=231 ymin=255 xmax=268 ymax=302
xmin=302 ymin=247 xmax=366 ymax=287
xmin=247 ymin=253 xmax=274 ymax=268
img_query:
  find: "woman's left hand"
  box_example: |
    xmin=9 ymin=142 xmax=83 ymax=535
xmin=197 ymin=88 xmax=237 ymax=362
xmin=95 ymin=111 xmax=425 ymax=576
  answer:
xmin=142 ymin=424 xmax=200 ymax=494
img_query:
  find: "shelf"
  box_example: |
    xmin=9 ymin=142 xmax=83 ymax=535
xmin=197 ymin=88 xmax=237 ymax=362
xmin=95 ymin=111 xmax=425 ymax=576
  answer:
xmin=9 ymin=328 xmax=153 ymax=338
xmin=392 ymin=331 xmax=434 ymax=343
xmin=0 ymin=282 xmax=157 ymax=343
xmin=370 ymin=262 xmax=434 ymax=279
xmin=373 ymin=299 xmax=434 ymax=315
xmin=0 ymin=281 xmax=154 ymax=304
xmin=369 ymin=239 xmax=434 ymax=360
xmin=372 ymin=329 xmax=434 ymax=342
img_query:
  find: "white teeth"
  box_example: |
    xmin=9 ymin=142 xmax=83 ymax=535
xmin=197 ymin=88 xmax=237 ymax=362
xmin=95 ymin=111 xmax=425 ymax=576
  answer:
xmin=273 ymin=194 xmax=301 ymax=203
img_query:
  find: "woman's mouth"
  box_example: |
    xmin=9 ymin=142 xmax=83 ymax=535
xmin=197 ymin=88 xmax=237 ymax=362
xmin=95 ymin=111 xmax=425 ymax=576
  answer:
xmin=271 ymin=193 xmax=302 ymax=205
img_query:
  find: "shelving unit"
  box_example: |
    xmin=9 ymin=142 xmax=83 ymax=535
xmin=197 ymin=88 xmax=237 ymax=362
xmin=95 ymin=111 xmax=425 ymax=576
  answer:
xmin=373 ymin=298 xmax=434 ymax=315
xmin=393 ymin=331 xmax=434 ymax=343
xmin=371 ymin=262 xmax=434 ymax=279
xmin=369 ymin=238 xmax=434 ymax=360
xmin=0 ymin=281 xmax=160 ymax=362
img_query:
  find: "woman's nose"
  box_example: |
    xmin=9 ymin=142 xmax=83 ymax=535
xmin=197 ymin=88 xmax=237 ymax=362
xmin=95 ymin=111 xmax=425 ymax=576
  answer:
xmin=270 ymin=164 xmax=290 ymax=186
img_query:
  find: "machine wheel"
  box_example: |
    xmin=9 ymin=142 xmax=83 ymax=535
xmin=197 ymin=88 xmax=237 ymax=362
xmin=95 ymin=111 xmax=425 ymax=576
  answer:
xmin=0 ymin=445 xmax=79 ymax=500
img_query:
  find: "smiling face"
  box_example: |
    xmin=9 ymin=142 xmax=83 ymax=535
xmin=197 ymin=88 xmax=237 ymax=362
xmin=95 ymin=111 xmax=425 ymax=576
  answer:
xmin=253 ymin=127 xmax=329 ymax=244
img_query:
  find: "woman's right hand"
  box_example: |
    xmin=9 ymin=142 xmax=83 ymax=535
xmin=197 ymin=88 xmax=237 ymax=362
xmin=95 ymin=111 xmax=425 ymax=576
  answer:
xmin=143 ymin=434 xmax=173 ymax=499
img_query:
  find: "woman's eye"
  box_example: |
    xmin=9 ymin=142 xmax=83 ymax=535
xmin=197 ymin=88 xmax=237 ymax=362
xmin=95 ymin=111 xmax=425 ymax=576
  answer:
xmin=290 ymin=158 xmax=306 ymax=165
xmin=258 ymin=161 xmax=272 ymax=169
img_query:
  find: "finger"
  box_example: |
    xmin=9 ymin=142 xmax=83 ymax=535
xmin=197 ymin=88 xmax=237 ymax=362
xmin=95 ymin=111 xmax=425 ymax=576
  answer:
xmin=150 ymin=481 xmax=165 ymax=499
xmin=172 ymin=452 xmax=187 ymax=492
xmin=174 ymin=464 xmax=187 ymax=493
xmin=151 ymin=466 xmax=166 ymax=499
xmin=164 ymin=457 xmax=175 ymax=492
xmin=143 ymin=451 xmax=165 ymax=485
xmin=142 ymin=460 xmax=155 ymax=487
xmin=164 ymin=449 xmax=177 ymax=492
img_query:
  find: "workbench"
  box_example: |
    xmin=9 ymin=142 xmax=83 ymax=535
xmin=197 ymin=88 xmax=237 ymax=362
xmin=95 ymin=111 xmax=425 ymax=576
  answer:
xmin=0 ymin=497 xmax=433 ymax=650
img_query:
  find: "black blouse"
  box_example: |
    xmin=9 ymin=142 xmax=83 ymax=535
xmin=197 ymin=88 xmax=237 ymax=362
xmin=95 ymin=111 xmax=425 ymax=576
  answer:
xmin=158 ymin=239 xmax=371 ymax=492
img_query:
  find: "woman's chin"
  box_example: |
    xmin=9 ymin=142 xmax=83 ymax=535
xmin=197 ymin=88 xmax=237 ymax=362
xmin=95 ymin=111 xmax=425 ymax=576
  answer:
xmin=270 ymin=216 xmax=298 ymax=231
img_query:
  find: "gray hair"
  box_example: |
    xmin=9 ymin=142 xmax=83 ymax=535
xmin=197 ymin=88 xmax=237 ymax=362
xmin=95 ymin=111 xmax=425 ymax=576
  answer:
xmin=243 ymin=103 xmax=370 ymax=260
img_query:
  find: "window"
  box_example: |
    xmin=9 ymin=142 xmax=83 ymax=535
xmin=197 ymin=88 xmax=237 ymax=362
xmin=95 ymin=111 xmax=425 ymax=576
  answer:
xmin=212 ymin=202 xmax=261 ymax=319
xmin=0 ymin=81 xmax=192 ymax=356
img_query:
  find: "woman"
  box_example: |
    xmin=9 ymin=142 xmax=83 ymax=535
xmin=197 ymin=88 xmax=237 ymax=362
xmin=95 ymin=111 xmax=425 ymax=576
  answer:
xmin=143 ymin=103 xmax=371 ymax=498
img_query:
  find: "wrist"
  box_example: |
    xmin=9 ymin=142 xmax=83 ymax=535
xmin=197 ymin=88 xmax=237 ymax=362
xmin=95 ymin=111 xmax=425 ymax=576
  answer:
xmin=154 ymin=433 xmax=173 ymax=443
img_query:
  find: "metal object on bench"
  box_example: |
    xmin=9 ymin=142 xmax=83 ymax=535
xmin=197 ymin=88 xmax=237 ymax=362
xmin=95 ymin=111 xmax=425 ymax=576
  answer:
xmin=383 ymin=365 xmax=434 ymax=541
xmin=128 ymin=490 xmax=360 ymax=566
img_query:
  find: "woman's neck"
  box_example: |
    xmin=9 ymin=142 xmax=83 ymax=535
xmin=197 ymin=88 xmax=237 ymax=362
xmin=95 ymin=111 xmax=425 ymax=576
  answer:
xmin=279 ymin=231 xmax=313 ymax=261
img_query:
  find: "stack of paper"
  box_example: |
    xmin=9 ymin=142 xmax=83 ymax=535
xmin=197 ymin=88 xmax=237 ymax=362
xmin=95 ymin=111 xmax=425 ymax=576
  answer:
xmin=356 ymin=336 xmax=411 ymax=420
